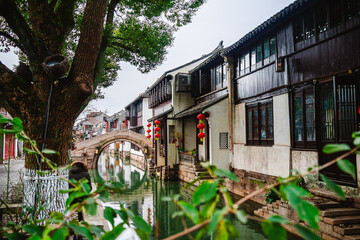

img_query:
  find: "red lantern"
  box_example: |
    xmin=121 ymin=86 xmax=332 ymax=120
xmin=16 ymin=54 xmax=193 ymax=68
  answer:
xmin=155 ymin=127 xmax=160 ymax=131
xmin=198 ymin=132 xmax=206 ymax=138
xmin=197 ymin=123 xmax=205 ymax=129
xmin=147 ymin=123 xmax=151 ymax=128
xmin=155 ymin=133 xmax=160 ymax=138
xmin=154 ymin=120 xmax=160 ymax=125
xmin=147 ymin=135 xmax=151 ymax=139
xmin=146 ymin=129 xmax=151 ymax=133
xmin=197 ymin=114 xmax=205 ymax=120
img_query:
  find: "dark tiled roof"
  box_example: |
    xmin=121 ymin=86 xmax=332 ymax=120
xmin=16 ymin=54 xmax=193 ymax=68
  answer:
xmin=223 ymin=0 xmax=310 ymax=55
xmin=147 ymin=108 xmax=173 ymax=122
xmin=174 ymin=94 xmax=228 ymax=119
xmin=189 ymin=43 xmax=227 ymax=74
xmin=146 ymin=41 xmax=224 ymax=93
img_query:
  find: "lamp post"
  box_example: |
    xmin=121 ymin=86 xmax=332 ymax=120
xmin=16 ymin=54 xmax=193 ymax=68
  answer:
xmin=31 ymin=55 xmax=69 ymax=218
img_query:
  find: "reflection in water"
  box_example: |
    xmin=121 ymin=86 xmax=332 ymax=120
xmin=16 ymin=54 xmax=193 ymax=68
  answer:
xmin=90 ymin=151 xmax=268 ymax=239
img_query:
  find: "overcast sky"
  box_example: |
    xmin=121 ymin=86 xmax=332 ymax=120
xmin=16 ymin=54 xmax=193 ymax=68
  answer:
xmin=0 ymin=0 xmax=294 ymax=116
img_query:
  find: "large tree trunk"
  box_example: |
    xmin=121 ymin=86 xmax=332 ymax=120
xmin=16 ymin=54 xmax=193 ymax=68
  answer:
xmin=22 ymin=110 xmax=75 ymax=218
xmin=0 ymin=0 xmax=108 ymax=219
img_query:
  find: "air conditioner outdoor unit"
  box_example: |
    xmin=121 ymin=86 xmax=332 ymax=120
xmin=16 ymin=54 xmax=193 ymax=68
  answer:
xmin=175 ymin=73 xmax=191 ymax=92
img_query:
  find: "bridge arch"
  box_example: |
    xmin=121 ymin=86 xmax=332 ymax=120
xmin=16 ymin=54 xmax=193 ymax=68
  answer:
xmin=94 ymin=137 xmax=149 ymax=170
xmin=71 ymin=130 xmax=154 ymax=169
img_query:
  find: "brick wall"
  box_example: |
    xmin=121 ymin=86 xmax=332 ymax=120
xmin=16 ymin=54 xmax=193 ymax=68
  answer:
xmin=225 ymin=168 xmax=278 ymax=204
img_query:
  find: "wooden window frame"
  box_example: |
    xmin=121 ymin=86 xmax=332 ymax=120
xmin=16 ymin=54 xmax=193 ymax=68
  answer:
xmin=292 ymin=86 xmax=316 ymax=149
xmin=246 ymin=101 xmax=274 ymax=146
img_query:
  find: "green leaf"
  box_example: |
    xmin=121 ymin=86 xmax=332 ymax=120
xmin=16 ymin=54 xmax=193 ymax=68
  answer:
xmin=11 ymin=117 xmax=23 ymax=129
xmin=104 ymin=207 xmax=117 ymax=227
xmin=261 ymin=220 xmax=287 ymax=240
xmin=171 ymin=211 xmax=184 ymax=219
xmin=214 ymin=168 xmax=238 ymax=181
xmin=353 ymin=137 xmax=360 ymax=146
xmin=320 ymin=174 xmax=345 ymax=200
xmin=59 ymin=188 xmax=75 ymax=194
xmin=69 ymin=223 xmax=93 ymax=240
xmin=52 ymin=227 xmax=69 ymax=240
xmin=208 ymin=207 xmax=226 ymax=235
xmin=115 ymin=209 xmax=129 ymax=223
xmin=81 ymin=180 xmax=91 ymax=194
xmin=23 ymin=225 xmax=43 ymax=236
xmin=66 ymin=191 xmax=88 ymax=207
xmin=194 ymin=229 xmax=205 ymax=240
xmin=223 ymin=191 xmax=233 ymax=207
xmin=225 ymin=219 xmax=240 ymax=238
xmin=323 ymin=144 xmax=350 ymax=154
xmin=215 ymin=220 xmax=228 ymax=240
xmin=283 ymin=184 xmax=311 ymax=203
xmin=283 ymin=184 xmax=320 ymax=229
xmin=200 ymin=162 xmax=210 ymax=169
xmin=200 ymin=195 xmax=219 ymax=219
xmin=99 ymin=189 xmax=109 ymax=201
xmin=100 ymin=224 xmax=125 ymax=240
xmin=89 ymin=225 xmax=105 ymax=238
xmin=85 ymin=197 xmax=97 ymax=216
xmin=235 ymin=210 xmax=248 ymax=224
xmin=193 ymin=181 xmax=218 ymax=206
xmin=130 ymin=215 xmax=151 ymax=234
xmin=42 ymin=148 xmax=58 ymax=155
xmin=177 ymin=201 xmax=200 ymax=224
xmin=135 ymin=228 xmax=149 ymax=240
xmin=295 ymin=201 xmax=320 ymax=229
xmin=337 ymin=159 xmax=356 ymax=179
xmin=23 ymin=147 xmax=37 ymax=154
xmin=352 ymin=131 xmax=360 ymax=138
xmin=294 ymin=224 xmax=321 ymax=240
xmin=185 ymin=172 xmax=208 ymax=188
xmin=6 ymin=232 xmax=23 ymax=240
xmin=267 ymin=215 xmax=290 ymax=224
xmin=50 ymin=212 xmax=64 ymax=221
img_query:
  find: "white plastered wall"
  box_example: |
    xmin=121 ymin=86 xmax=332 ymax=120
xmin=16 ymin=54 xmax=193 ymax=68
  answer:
xmin=167 ymin=119 xmax=177 ymax=166
xmin=232 ymin=93 xmax=291 ymax=177
xmin=184 ymin=118 xmax=197 ymax=151
xmin=206 ymin=99 xmax=229 ymax=170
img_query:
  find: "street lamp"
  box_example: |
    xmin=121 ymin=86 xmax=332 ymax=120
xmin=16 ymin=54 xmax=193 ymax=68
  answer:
xmin=32 ymin=55 xmax=69 ymax=217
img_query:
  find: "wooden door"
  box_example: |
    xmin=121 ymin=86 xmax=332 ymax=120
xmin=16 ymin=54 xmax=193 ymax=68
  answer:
xmin=4 ymin=134 xmax=15 ymax=160
xmin=318 ymin=76 xmax=358 ymax=187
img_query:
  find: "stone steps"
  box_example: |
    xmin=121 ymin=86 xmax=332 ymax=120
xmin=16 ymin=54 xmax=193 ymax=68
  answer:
xmin=335 ymin=224 xmax=360 ymax=235
xmin=344 ymin=234 xmax=360 ymax=240
xmin=323 ymin=215 xmax=360 ymax=225
xmin=321 ymin=208 xmax=360 ymax=217
xmin=314 ymin=201 xmax=348 ymax=210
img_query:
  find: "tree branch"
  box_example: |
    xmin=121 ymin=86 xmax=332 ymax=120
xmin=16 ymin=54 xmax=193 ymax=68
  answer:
xmin=0 ymin=61 xmax=37 ymax=119
xmin=0 ymin=0 xmax=47 ymax=64
xmin=0 ymin=31 xmax=25 ymax=52
xmin=67 ymin=0 xmax=108 ymax=107
xmin=110 ymin=42 xmax=141 ymax=54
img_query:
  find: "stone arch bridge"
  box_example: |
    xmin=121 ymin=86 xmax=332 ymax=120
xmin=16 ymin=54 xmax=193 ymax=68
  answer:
xmin=71 ymin=130 xmax=154 ymax=169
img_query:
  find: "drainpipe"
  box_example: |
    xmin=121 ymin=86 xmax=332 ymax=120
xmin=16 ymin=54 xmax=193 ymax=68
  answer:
xmin=224 ymin=55 xmax=235 ymax=170
xmin=286 ymin=56 xmax=293 ymax=175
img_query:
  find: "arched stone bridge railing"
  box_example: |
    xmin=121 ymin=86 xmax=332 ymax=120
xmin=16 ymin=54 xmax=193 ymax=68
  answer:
xmin=71 ymin=129 xmax=154 ymax=169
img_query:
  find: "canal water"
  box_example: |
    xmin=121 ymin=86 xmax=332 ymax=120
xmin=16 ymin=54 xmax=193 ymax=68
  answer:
xmin=90 ymin=152 xmax=269 ymax=239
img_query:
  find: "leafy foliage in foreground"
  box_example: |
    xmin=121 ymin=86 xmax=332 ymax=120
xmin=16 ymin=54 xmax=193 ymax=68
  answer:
xmin=0 ymin=114 xmax=358 ymax=240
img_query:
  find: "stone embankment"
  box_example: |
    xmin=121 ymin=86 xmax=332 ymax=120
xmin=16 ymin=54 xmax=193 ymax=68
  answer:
xmin=254 ymin=188 xmax=360 ymax=240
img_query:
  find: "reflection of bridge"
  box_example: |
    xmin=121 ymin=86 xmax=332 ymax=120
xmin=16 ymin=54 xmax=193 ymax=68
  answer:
xmin=71 ymin=129 xmax=154 ymax=169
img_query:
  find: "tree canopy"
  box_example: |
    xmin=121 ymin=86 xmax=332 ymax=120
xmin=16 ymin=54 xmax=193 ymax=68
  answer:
xmin=0 ymin=0 xmax=205 ymax=167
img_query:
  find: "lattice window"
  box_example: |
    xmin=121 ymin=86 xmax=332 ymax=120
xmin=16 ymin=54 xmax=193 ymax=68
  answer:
xmin=219 ymin=132 xmax=229 ymax=149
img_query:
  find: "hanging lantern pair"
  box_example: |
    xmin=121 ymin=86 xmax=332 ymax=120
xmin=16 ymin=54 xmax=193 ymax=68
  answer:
xmin=197 ymin=113 xmax=206 ymax=142
xmin=154 ymin=120 xmax=161 ymax=140
xmin=146 ymin=123 xmax=152 ymax=140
